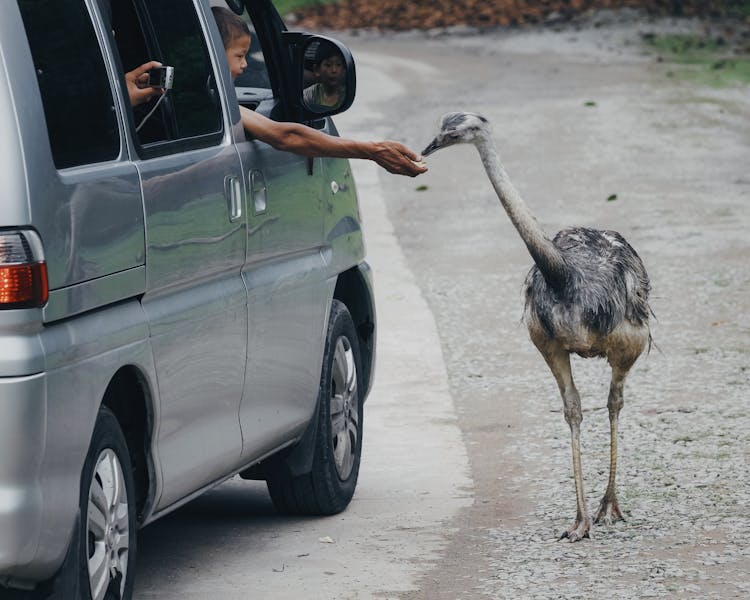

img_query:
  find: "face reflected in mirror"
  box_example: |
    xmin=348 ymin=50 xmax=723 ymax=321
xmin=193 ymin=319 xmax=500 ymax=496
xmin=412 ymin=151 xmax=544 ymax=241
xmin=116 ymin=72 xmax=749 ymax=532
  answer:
xmin=302 ymin=40 xmax=347 ymax=113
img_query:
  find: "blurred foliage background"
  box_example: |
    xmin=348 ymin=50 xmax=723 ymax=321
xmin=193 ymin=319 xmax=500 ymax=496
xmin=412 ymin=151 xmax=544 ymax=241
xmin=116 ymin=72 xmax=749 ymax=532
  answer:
xmin=273 ymin=0 xmax=750 ymax=30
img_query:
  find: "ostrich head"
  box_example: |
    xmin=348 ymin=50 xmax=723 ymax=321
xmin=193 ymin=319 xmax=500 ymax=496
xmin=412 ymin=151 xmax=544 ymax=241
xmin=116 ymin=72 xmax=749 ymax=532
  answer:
xmin=422 ymin=112 xmax=491 ymax=156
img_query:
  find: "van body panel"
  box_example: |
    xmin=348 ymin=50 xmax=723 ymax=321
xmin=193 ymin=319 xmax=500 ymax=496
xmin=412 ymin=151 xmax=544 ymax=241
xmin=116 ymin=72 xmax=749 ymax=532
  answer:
xmin=236 ymin=144 xmax=329 ymax=462
xmin=0 ymin=328 xmax=45 ymax=378
xmin=137 ymin=142 xmax=248 ymax=510
xmin=36 ymin=166 xmax=146 ymax=293
xmin=239 ymin=249 xmax=331 ymax=460
xmin=320 ymin=124 xmax=366 ymax=277
xmin=0 ymin=374 xmax=46 ymax=578
xmin=0 ymin=300 xmax=156 ymax=582
xmin=43 ymin=265 xmax=147 ymax=323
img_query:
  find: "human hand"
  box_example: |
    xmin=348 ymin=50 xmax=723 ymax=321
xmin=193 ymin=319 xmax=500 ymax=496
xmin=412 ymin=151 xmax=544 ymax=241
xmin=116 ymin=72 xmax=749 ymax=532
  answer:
xmin=126 ymin=60 xmax=165 ymax=106
xmin=369 ymin=141 xmax=428 ymax=177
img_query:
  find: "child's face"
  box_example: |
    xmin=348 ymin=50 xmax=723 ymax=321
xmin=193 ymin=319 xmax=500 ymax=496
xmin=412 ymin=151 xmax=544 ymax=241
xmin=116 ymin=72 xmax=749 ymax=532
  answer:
xmin=226 ymin=34 xmax=251 ymax=80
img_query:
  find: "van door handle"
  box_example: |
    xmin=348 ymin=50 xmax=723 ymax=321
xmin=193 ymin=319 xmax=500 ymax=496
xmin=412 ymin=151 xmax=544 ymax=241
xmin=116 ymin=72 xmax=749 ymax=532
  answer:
xmin=250 ymin=170 xmax=267 ymax=214
xmin=225 ymin=176 xmax=243 ymax=222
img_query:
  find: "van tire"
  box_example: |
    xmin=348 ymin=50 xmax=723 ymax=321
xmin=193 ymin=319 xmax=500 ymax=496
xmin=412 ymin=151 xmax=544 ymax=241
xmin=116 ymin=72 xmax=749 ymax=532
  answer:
xmin=266 ymin=300 xmax=364 ymax=516
xmin=36 ymin=407 xmax=137 ymax=600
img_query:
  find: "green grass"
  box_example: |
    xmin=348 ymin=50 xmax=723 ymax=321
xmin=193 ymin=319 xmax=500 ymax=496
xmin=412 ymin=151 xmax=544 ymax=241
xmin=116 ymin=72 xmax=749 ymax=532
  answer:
xmin=272 ymin=0 xmax=338 ymax=16
xmin=642 ymin=32 xmax=750 ymax=87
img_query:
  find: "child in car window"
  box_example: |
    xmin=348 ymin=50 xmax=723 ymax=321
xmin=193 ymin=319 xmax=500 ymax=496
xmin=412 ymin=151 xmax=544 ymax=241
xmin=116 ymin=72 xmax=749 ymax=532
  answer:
xmin=210 ymin=6 xmax=426 ymax=177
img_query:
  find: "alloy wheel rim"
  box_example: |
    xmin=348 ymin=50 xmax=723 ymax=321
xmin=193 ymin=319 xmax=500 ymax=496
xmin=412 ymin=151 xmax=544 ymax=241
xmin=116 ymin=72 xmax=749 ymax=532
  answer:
xmin=330 ymin=335 xmax=359 ymax=480
xmin=87 ymin=448 xmax=130 ymax=600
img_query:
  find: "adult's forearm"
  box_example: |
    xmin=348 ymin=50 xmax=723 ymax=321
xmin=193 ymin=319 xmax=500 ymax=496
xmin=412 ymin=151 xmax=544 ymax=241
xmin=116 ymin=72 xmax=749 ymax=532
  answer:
xmin=239 ymin=107 xmax=425 ymax=176
xmin=268 ymin=124 xmax=424 ymax=176
xmin=266 ymin=122 xmax=371 ymax=159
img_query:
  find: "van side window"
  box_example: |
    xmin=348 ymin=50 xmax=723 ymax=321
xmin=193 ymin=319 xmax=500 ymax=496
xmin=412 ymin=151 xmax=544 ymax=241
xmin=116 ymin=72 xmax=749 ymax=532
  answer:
xmin=17 ymin=0 xmax=120 ymax=170
xmin=143 ymin=0 xmax=222 ymax=139
xmin=110 ymin=0 xmax=223 ymax=151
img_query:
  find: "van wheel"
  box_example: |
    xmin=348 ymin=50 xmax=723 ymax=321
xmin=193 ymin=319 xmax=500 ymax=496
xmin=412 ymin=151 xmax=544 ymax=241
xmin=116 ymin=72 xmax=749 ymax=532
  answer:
xmin=267 ymin=300 xmax=363 ymax=515
xmin=36 ymin=408 xmax=137 ymax=600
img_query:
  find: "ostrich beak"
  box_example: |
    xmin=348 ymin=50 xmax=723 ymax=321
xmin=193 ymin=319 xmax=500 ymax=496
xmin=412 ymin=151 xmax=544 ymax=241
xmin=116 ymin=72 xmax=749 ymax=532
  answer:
xmin=422 ymin=137 xmax=442 ymax=157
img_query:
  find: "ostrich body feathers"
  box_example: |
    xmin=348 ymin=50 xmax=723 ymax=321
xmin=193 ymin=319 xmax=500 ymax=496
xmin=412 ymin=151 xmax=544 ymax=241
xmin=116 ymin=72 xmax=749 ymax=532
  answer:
xmin=525 ymin=226 xmax=651 ymax=358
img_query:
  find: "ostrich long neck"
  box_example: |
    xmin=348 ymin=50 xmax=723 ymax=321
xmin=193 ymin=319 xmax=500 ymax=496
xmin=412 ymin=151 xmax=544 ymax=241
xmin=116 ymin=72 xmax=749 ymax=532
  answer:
xmin=475 ymin=135 xmax=566 ymax=288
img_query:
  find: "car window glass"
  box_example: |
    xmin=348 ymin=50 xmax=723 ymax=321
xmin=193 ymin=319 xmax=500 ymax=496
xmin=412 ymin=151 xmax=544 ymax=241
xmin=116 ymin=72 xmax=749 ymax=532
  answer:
xmin=108 ymin=0 xmax=223 ymax=150
xmin=17 ymin=0 xmax=120 ymax=170
xmin=143 ymin=0 xmax=222 ymax=140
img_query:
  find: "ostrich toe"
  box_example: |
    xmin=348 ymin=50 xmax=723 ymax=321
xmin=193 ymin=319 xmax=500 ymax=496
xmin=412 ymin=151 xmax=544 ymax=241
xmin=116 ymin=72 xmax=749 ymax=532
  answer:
xmin=560 ymin=517 xmax=592 ymax=542
xmin=595 ymin=494 xmax=625 ymax=525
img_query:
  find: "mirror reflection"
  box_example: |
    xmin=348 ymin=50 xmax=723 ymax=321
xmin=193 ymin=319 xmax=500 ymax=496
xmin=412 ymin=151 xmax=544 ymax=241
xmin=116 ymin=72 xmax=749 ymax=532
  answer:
xmin=302 ymin=40 xmax=346 ymax=113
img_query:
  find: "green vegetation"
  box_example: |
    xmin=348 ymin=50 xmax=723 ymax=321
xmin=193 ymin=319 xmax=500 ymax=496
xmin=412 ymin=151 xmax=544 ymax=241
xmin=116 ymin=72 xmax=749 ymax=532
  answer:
xmin=642 ymin=32 xmax=750 ymax=87
xmin=725 ymin=0 xmax=750 ymax=17
xmin=272 ymin=0 xmax=338 ymax=17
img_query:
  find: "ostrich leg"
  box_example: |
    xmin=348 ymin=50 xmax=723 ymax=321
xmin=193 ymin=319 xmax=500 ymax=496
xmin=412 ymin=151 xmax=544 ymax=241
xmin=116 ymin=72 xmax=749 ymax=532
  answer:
xmin=560 ymin=376 xmax=591 ymax=541
xmin=595 ymin=364 xmax=630 ymax=524
xmin=534 ymin=339 xmax=591 ymax=542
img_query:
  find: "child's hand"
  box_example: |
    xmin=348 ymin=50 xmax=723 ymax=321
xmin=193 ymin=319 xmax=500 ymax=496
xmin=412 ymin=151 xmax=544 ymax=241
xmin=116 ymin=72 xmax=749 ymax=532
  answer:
xmin=126 ymin=61 xmax=165 ymax=106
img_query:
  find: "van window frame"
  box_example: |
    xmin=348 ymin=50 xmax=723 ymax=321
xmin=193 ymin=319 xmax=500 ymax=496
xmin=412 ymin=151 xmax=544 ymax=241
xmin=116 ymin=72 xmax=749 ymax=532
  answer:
xmin=108 ymin=0 xmax=227 ymax=160
xmin=240 ymin=1 xmax=294 ymax=121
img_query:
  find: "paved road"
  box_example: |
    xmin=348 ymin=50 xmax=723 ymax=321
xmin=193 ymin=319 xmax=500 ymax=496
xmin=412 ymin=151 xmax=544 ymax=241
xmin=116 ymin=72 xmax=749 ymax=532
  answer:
xmin=136 ymin=16 xmax=750 ymax=600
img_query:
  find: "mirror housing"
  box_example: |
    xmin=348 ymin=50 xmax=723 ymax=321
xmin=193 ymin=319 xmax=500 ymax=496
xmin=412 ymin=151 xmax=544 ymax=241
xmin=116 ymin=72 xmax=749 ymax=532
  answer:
xmin=226 ymin=0 xmax=244 ymax=15
xmin=282 ymin=32 xmax=356 ymax=122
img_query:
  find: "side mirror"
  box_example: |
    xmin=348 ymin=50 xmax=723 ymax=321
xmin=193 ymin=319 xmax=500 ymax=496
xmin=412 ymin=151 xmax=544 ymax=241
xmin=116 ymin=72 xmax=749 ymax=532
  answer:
xmin=283 ymin=33 xmax=356 ymax=122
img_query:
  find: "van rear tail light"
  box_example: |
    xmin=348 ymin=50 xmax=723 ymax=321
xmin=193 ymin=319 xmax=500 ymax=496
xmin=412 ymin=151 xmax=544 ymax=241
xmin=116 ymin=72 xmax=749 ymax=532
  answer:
xmin=0 ymin=231 xmax=48 ymax=308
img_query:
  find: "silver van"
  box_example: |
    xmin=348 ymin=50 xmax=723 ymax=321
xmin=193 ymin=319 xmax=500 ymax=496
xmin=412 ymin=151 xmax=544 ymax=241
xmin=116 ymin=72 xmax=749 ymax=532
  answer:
xmin=0 ymin=1 xmax=375 ymax=598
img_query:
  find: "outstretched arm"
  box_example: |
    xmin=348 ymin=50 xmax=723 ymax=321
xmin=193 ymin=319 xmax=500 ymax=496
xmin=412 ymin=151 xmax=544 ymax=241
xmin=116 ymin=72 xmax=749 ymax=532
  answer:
xmin=239 ymin=106 xmax=427 ymax=177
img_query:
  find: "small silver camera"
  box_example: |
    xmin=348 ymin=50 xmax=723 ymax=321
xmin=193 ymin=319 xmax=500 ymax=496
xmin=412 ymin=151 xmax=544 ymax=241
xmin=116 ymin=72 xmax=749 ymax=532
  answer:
xmin=147 ymin=65 xmax=174 ymax=89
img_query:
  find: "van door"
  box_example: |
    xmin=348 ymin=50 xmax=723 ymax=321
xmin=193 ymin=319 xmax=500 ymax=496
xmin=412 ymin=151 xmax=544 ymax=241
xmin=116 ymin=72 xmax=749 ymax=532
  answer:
xmin=231 ymin=8 xmax=330 ymax=461
xmin=108 ymin=0 xmax=247 ymax=509
xmin=239 ymin=141 xmax=330 ymax=460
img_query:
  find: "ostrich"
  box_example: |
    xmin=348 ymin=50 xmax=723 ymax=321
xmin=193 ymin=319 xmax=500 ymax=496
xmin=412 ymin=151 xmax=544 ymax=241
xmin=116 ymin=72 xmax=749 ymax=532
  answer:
xmin=422 ymin=112 xmax=651 ymax=541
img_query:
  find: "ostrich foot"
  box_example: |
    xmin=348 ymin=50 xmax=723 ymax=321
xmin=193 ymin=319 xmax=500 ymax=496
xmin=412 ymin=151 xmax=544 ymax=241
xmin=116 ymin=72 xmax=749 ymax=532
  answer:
xmin=595 ymin=495 xmax=625 ymax=525
xmin=559 ymin=517 xmax=592 ymax=542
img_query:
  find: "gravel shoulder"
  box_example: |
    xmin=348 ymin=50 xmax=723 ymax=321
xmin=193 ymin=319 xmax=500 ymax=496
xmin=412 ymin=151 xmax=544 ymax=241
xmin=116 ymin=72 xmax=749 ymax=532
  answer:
xmin=336 ymin=16 xmax=750 ymax=599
